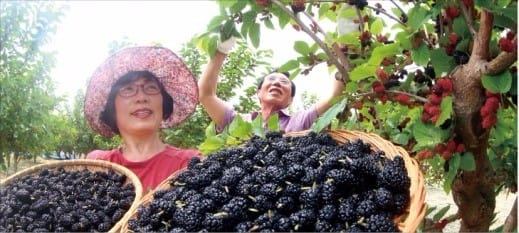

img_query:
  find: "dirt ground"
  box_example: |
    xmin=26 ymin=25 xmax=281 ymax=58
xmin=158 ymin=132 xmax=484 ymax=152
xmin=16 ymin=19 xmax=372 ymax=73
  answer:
xmin=425 ymin=184 xmax=517 ymax=232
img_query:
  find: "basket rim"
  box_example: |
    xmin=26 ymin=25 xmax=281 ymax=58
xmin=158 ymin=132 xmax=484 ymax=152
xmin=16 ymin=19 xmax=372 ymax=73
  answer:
xmin=0 ymin=159 xmax=143 ymax=233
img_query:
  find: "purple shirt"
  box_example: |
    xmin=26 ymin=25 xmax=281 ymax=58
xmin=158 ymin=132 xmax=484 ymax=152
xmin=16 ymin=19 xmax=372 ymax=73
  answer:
xmin=218 ymin=104 xmax=319 ymax=133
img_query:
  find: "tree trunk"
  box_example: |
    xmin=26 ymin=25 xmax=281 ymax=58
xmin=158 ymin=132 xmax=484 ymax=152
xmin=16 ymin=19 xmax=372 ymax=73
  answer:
xmin=503 ymin=196 xmax=517 ymax=232
xmin=451 ymin=10 xmax=496 ymax=232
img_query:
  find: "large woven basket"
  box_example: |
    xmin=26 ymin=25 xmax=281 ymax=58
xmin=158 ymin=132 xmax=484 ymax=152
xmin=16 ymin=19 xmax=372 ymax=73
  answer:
xmin=1 ymin=159 xmax=143 ymax=233
xmin=120 ymin=130 xmax=426 ymax=232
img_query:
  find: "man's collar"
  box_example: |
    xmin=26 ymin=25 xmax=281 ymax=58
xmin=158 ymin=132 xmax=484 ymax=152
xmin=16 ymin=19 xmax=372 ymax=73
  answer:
xmin=251 ymin=108 xmax=291 ymax=118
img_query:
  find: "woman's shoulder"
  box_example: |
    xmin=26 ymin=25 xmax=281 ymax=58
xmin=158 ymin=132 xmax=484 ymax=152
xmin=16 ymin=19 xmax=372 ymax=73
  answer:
xmin=163 ymin=145 xmax=201 ymax=159
xmin=86 ymin=149 xmax=117 ymax=159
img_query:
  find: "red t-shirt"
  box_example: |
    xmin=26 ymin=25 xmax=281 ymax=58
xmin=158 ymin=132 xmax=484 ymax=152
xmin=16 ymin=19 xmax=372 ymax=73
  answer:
xmin=87 ymin=145 xmax=200 ymax=193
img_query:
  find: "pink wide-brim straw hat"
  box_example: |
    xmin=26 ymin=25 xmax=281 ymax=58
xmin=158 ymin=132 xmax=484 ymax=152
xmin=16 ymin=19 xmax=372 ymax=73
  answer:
xmin=84 ymin=46 xmax=198 ymax=137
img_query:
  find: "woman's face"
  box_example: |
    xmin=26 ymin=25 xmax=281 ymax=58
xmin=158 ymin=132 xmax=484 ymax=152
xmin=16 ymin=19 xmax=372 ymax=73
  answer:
xmin=257 ymin=73 xmax=293 ymax=109
xmin=114 ymin=77 xmax=163 ymax=136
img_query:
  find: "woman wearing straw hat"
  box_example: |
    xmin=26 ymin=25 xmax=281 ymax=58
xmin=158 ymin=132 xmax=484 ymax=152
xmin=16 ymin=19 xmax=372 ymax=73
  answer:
xmin=84 ymin=46 xmax=201 ymax=193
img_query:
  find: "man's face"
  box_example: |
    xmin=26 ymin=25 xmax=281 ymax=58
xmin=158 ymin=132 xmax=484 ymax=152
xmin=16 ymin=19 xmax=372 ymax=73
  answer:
xmin=257 ymin=73 xmax=293 ymax=110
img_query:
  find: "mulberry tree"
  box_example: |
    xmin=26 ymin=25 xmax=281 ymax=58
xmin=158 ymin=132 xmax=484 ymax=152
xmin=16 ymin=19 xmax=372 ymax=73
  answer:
xmin=197 ymin=0 xmax=517 ymax=232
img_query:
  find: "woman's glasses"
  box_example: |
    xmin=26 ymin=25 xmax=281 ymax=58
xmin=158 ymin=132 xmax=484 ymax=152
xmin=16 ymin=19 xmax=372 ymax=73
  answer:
xmin=118 ymin=82 xmax=161 ymax=97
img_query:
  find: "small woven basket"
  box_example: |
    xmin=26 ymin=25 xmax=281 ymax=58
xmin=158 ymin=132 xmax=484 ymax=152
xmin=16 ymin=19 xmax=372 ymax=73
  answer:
xmin=120 ymin=130 xmax=426 ymax=233
xmin=1 ymin=159 xmax=143 ymax=233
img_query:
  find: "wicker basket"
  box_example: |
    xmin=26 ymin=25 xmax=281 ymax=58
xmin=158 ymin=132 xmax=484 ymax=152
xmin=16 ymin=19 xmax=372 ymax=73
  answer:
xmin=120 ymin=130 xmax=426 ymax=232
xmin=1 ymin=159 xmax=143 ymax=233
xmin=306 ymin=129 xmax=427 ymax=232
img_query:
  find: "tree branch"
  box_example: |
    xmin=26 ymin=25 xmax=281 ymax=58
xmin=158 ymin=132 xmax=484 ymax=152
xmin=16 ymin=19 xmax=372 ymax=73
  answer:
xmin=365 ymin=5 xmax=405 ymax=26
xmin=471 ymin=9 xmax=493 ymax=60
xmin=503 ymin=195 xmax=517 ymax=232
xmin=457 ymin=0 xmax=477 ymax=37
xmin=271 ymin=0 xmax=349 ymax=80
xmin=483 ymin=37 xmax=518 ymax=75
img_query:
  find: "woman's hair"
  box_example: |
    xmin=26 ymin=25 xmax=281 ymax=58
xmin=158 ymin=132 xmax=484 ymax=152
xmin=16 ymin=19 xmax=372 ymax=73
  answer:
xmin=100 ymin=71 xmax=174 ymax=134
xmin=256 ymin=70 xmax=296 ymax=98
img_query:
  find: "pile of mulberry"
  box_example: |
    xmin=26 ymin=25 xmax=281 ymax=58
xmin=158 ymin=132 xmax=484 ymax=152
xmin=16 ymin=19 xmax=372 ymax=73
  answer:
xmin=128 ymin=131 xmax=410 ymax=232
xmin=0 ymin=166 xmax=135 ymax=232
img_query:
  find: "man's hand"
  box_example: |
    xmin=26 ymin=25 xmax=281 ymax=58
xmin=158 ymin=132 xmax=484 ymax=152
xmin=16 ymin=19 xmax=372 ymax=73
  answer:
xmin=217 ymin=36 xmax=237 ymax=54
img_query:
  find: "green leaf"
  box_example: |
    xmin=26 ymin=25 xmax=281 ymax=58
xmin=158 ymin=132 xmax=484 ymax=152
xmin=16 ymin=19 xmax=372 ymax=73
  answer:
xmin=494 ymin=14 xmax=518 ymax=32
xmin=318 ymin=3 xmax=330 ymax=20
xmin=294 ymin=41 xmax=310 ymax=55
xmin=278 ymin=11 xmax=291 ymax=28
xmin=229 ymin=0 xmax=247 ymax=14
xmin=312 ymin=98 xmax=348 ymax=132
xmin=278 ymin=60 xmax=300 ymax=72
xmin=252 ymin=115 xmax=265 ymax=138
xmin=426 ymin=206 xmax=438 ymax=216
xmin=267 ymin=113 xmax=280 ymax=131
xmin=411 ymin=43 xmax=430 ymax=66
xmin=228 ymin=115 xmax=252 ymax=139
xmin=412 ymin=120 xmax=449 ymax=151
xmin=459 ymin=152 xmax=476 ymax=171
xmin=263 ymin=18 xmax=274 ymax=30
xmin=220 ymin=19 xmax=237 ymax=41
xmin=338 ymin=32 xmax=361 ymax=46
xmin=392 ymin=133 xmax=410 ymax=146
xmin=368 ymin=43 xmax=401 ymax=66
xmin=207 ymin=15 xmax=228 ymax=33
xmin=430 ymin=48 xmax=456 ymax=76
xmin=494 ymin=2 xmax=517 ymax=22
xmin=455 ymin=38 xmax=470 ymax=52
xmin=396 ymin=31 xmax=412 ymax=50
xmin=349 ymin=63 xmax=377 ymax=81
xmin=482 ymin=71 xmax=512 ymax=93
xmin=475 ymin=0 xmax=493 ymax=8
xmin=205 ymin=121 xmax=217 ymax=137
xmin=407 ymin=5 xmax=430 ymax=32
xmin=444 ymin=154 xmax=461 ymax=193
xmin=199 ymin=135 xmax=226 ymax=155
xmin=248 ymin=22 xmax=261 ymax=48
xmin=433 ymin=205 xmax=451 ymax=222
xmin=370 ymin=18 xmax=384 ymax=35
xmin=436 ymin=96 xmax=453 ymax=127
xmin=452 ymin=17 xmax=470 ymax=38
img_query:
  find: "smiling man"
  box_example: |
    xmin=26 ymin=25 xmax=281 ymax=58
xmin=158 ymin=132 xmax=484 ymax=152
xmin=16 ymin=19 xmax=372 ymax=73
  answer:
xmin=198 ymin=38 xmax=345 ymax=133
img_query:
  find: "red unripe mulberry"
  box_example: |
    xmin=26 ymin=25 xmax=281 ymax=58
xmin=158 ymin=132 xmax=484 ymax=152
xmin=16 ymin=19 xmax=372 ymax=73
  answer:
xmin=421 ymin=112 xmax=431 ymax=122
xmin=429 ymin=94 xmax=443 ymax=105
xmin=437 ymin=78 xmax=453 ymax=93
xmin=372 ymin=81 xmax=386 ymax=93
xmin=424 ymin=103 xmax=441 ymax=116
xmin=431 ymin=114 xmax=441 ymax=124
xmin=485 ymin=97 xmax=500 ymax=111
xmin=395 ymin=94 xmax=410 ymax=105
xmin=376 ymin=68 xmax=388 ymax=81
xmin=441 ymin=150 xmax=453 ymax=160
xmin=482 ymin=114 xmax=497 ymax=129
xmin=480 ymin=104 xmax=494 ymax=117
xmin=456 ymin=143 xmax=465 ymax=153
xmin=446 ymin=139 xmax=457 ymax=153
xmin=435 ymin=143 xmax=446 ymax=153
xmin=448 ymin=33 xmax=458 ymax=45
xmin=446 ymin=6 xmax=459 ymax=19
xmin=418 ymin=150 xmax=434 ymax=160
xmin=499 ymin=37 xmax=515 ymax=53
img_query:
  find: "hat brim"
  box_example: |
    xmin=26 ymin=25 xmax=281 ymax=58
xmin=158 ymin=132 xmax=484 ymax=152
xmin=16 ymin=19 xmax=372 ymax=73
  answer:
xmin=84 ymin=46 xmax=198 ymax=137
